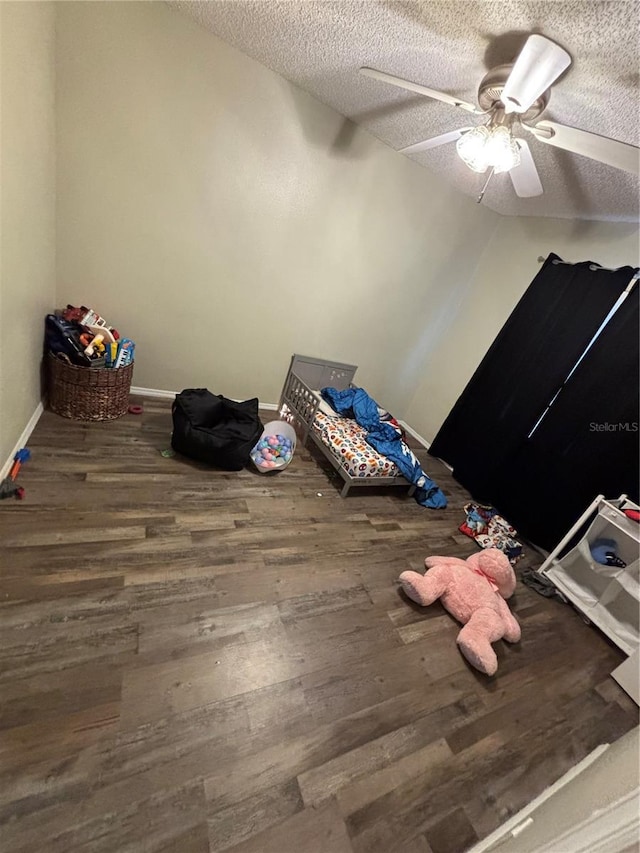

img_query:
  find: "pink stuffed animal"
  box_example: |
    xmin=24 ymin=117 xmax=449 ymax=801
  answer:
xmin=399 ymin=548 xmax=521 ymax=676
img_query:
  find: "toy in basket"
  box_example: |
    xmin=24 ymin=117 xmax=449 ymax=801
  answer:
xmin=250 ymin=420 xmax=296 ymax=472
xmin=45 ymin=307 xmax=135 ymax=422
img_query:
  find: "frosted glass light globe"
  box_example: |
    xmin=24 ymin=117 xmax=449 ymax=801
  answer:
xmin=456 ymin=126 xmax=491 ymax=173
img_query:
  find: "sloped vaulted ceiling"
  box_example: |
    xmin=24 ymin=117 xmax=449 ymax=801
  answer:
xmin=173 ymin=1 xmax=640 ymax=222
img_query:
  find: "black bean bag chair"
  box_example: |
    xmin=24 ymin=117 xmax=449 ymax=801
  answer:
xmin=171 ymin=389 xmax=263 ymax=471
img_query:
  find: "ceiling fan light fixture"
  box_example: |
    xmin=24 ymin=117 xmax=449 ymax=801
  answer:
xmin=456 ymin=125 xmax=521 ymax=174
xmin=486 ymin=126 xmax=521 ymax=173
xmin=362 ymin=29 xmax=638 ymax=207
xmin=456 ymin=125 xmax=491 ymax=172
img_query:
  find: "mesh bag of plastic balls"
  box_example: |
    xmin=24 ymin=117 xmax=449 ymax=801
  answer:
xmin=250 ymin=420 xmax=296 ymax=472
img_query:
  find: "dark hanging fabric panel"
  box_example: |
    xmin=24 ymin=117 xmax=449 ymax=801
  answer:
xmin=489 ymin=282 xmax=639 ymax=550
xmin=429 ymin=254 xmax=635 ymax=500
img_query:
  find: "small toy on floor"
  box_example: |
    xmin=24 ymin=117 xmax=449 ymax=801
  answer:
xmin=0 ymin=481 xmax=24 ymax=500
xmin=9 ymin=448 xmax=30 ymax=479
xmin=399 ymin=548 xmax=521 ymax=676
xmin=0 ymin=447 xmax=30 ymax=500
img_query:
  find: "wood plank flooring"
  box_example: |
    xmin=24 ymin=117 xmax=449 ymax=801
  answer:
xmin=1 ymin=398 xmax=637 ymax=853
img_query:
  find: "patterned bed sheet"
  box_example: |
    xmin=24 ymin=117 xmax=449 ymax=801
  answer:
xmin=312 ymin=410 xmax=400 ymax=479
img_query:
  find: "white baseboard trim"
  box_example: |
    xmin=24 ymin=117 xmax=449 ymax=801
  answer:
xmin=130 ymin=386 xmax=177 ymax=400
xmin=130 ymin=386 xmax=279 ymax=411
xmin=399 ymin=420 xmax=453 ymax=471
xmin=1 ymin=401 xmax=45 ymax=481
xmin=398 ymin=420 xmax=431 ymax=450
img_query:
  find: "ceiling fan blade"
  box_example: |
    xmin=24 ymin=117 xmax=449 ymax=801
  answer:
xmin=502 ymin=34 xmax=571 ymax=114
xmin=527 ymin=120 xmax=640 ymax=174
xmin=509 ymin=139 xmax=543 ymax=197
xmin=359 ymin=67 xmax=481 ymax=114
xmin=400 ymin=128 xmax=472 ymax=154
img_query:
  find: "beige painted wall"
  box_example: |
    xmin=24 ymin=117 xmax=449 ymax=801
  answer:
xmin=405 ymin=216 xmax=640 ymax=442
xmin=0 ymin=2 xmax=56 ymax=466
xmin=55 ymin=1 xmax=498 ymax=416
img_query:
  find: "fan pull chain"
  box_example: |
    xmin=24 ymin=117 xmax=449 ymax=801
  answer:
xmin=477 ymin=167 xmax=495 ymax=203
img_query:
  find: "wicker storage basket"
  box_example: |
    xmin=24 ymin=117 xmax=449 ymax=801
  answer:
xmin=47 ymin=352 xmax=134 ymax=421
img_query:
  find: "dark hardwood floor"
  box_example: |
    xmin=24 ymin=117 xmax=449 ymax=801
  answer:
xmin=1 ymin=398 xmax=637 ymax=853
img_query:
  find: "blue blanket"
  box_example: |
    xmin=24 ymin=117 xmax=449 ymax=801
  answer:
xmin=321 ymin=387 xmax=447 ymax=509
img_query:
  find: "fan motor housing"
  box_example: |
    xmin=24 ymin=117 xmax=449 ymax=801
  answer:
xmin=478 ymin=64 xmax=549 ymax=121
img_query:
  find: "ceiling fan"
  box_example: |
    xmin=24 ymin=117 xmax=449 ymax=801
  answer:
xmin=360 ymin=34 xmax=640 ymax=203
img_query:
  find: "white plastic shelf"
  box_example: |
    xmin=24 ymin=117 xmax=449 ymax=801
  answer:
xmin=539 ymin=495 xmax=640 ymax=665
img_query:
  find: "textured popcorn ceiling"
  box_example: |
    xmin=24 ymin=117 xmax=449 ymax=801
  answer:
xmin=172 ymin=0 xmax=640 ymax=222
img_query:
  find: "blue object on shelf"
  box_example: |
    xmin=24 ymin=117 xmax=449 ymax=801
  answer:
xmin=590 ymin=537 xmax=626 ymax=568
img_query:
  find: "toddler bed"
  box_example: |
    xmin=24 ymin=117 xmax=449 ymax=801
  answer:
xmin=279 ymin=354 xmax=415 ymax=498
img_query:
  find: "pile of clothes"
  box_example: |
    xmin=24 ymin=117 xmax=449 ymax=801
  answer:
xmin=459 ymin=502 xmax=523 ymax=563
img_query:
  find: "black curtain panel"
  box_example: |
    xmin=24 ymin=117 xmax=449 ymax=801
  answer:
xmin=429 ymin=254 xmax=636 ymax=500
xmin=490 ymin=282 xmax=639 ymax=550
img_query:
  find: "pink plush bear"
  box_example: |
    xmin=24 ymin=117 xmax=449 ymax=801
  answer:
xmin=399 ymin=548 xmax=521 ymax=676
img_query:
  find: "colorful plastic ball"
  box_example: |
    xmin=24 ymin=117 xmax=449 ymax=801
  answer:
xmin=253 ymin=428 xmax=294 ymax=471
